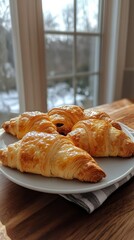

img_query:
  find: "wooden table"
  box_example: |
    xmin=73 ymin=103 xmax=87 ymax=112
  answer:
xmin=0 ymin=98 xmax=134 ymax=240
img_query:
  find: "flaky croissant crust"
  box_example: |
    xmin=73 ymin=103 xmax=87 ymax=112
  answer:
xmin=0 ymin=131 xmax=106 ymax=182
xmin=48 ymin=105 xmax=85 ymax=135
xmin=1 ymin=106 xmax=121 ymax=139
xmin=84 ymin=109 xmax=121 ymax=130
xmin=68 ymin=119 xmax=134 ymax=157
xmin=2 ymin=111 xmax=57 ymax=139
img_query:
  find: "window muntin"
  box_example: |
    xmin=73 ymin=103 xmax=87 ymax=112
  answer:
xmin=76 ymin=35 xmax=100 ymax=72
xmin=42 ymin=0 xmax=103 ymax=109
xmin=74 ymin=74 xmax=98 ymax=107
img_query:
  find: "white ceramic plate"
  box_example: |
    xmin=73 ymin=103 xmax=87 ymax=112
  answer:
xmin=0 ymin=123 xmax=134 ymax=194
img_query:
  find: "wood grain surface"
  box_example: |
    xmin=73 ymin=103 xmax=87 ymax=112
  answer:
xmin=0 ymin=98 xmax=134 ymax=240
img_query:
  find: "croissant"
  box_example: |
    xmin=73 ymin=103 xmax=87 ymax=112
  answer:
xmin=2 ymin=111 xmax=57 ymax=139
xmin=0 ymin=131 xmax=106 ymax=182
xmin=84 ymin=109 xmax=121 ymax=130
xmin=68 ymin=119 xmax=134 ymax=157
xmin=48 ymin=105 xmax=84 ymax=135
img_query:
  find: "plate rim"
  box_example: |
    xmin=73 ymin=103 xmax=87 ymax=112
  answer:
xmin=0 ymin=163 xmax=134 ymax=194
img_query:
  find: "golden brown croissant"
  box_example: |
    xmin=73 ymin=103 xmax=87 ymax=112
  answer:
xmin=84 ymin=109 xmax=121 ymax=130
xmin=48 ymin=105 xmax=84 ymax=135
xmin=68 ymin=119 xmax=134 ymax=157
xmin=2 ymin=111 xmax=57 ymax=139
xmin=0 ymin=131 xmax=106 ymax=182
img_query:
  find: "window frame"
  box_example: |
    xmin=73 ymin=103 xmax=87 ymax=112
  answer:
xmin=40 ymin=0 xmax=103 ymax=108
xmin=99 ymin=0 xmax=130 ymax=104
xmin=10 ymin=0 xmax=47 ymax=112
xmin=10 ymin=0 xmax=130 ymax=113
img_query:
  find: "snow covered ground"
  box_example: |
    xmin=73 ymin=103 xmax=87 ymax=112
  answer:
xmin=0 ymin=89 xmax=91 ymax=113
xmin=0 ymin=90 xmax=19 ymax=113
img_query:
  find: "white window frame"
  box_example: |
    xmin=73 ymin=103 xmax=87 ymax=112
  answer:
xmin=10 ymin=0 xmax=130 ymax=113
xmin=99 ymin=0 xmax=129 ymax=104
xmin=10 ymin=0 xmax=47 ymax=113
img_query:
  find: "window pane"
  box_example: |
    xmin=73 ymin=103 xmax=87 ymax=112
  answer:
xmin=76 ymin=74 xmax=99 ymax=107
xmin=42 ymin=0 xmax=74 ymax=31
xmin=76 ymin=36 xmax=100 ymax=72
xmin=77 ymin=0 xmax=100 ymax=32
xmin=47 ymin=79 xmax=74 ymax=109
xmin=45 ymin=34 xmax=73 ymax=76
xmin=0 ymin=0 xmax=19 ymax=125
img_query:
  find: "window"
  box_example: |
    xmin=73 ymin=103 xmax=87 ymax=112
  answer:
xmin=0 ymin=0 xmax=19 ymax=125
xmin=42 ymin=0 xmax=103 ymax=109
xmin=0 ymin=0 xmax=129 ymax=118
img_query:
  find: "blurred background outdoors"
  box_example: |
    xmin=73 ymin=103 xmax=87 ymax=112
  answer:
xmin=0 ymin=0 xmax=101 ymax=119
xmin=0 ymin=0 xmax=134 ymax=125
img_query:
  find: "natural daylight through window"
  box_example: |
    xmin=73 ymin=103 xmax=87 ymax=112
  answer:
xmin=0 ymin=0 xmax=19 ymax=124
xmin=42 ymin=0 xmax=103 ymax=110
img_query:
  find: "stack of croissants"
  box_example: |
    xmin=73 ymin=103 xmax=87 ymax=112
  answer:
xmin=0 ymin=105 xmax=134 ymax=183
